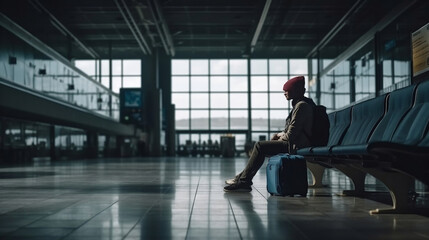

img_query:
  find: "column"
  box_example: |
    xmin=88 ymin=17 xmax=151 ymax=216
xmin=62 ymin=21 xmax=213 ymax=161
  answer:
xmin=142 ymin=53 xmax=161 ymax=156
xmin=158 ymin=51 xmax=175 ymax=156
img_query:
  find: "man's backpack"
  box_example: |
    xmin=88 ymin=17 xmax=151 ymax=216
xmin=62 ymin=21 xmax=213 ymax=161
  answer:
xmin=309 ymin=105 xmax=330 ymax=146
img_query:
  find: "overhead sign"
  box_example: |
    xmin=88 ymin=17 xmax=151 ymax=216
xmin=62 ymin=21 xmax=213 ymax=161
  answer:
xmin=412 ymin=22 xmax=429 ymax=77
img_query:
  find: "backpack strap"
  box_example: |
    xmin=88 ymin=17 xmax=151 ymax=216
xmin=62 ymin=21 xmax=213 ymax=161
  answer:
xmin=303 ymin=102 xmax=315 ymax=144
xmin=296 ymin=101 xmax=314 ymax=144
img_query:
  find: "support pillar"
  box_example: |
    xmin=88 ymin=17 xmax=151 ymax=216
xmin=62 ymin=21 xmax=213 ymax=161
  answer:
xmin=158 ymin=51 xmax=175 ymax=156
xmin=86 ymin=131 xmax=98 ymax=158
xmin=49 ymin=125 xmax=56 ymax=161
xmin=142 ymin=54 xmax=161 ymax=156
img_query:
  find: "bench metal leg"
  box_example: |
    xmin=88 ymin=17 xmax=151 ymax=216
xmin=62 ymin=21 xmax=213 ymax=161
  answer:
xmin=333 ymin=164 xmax=367 ymax=196
xmin=359 ymin=168 xmax=415 ymax=214
xmin=307 ymin=161 xmax=326 ymax=188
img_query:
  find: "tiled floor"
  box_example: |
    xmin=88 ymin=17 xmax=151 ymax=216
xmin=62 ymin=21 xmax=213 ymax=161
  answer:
xmin=0 ymin=156 xmax=428 ymax=240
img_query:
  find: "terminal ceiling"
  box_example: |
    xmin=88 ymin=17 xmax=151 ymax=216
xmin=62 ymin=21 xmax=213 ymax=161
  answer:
xmin=0 ymin=0 xmax=419 ymax=59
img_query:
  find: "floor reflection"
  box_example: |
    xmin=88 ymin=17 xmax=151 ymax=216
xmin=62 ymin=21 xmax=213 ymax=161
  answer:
xmin=224 ymin=192 xmax=267 ymax=239
xmin=0 ymin=157 xmax=428 ymax=240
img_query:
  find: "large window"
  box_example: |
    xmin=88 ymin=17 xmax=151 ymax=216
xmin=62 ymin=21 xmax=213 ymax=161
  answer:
xmin=75 ymin=59 xmax=141 ymax=93
xmin=318 ymin=41 xmax=376 ymax=111
xmin=74 ymin=59 xmax=141 ymax=119
xmin=172 ymin=59 xmax=309 ymax=148
xmin=172 ymin=59 xmax=248 ymax=132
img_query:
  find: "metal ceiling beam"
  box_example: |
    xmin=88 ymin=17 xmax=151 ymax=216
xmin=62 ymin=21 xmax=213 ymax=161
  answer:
xmin=306 ymin=0 xmax=367 ymax=58
xmin=113 ymin=0 xmax=151 ymax=55
xmin=29 ymin=0 xmax=99 ymax=59
xmin=249 ymin=0 xmax=272 ymax=53
xmin=150 ymin=0 xmax=175 ymax=56
xmin=120 ymin=0 xmax=152 ymax=55
xmin=146 ymin=0 xmax=171 ymax=56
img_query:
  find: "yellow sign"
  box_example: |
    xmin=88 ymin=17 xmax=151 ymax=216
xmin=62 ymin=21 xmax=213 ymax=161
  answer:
xmin=412 ymin=23 xmax=429 ymax=77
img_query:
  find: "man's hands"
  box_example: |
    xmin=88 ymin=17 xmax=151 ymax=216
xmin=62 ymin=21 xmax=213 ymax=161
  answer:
xmin=271 ymin=133 xmax=279 ymax=140
xmin=271 ymin=132 xmax=284 ymax=141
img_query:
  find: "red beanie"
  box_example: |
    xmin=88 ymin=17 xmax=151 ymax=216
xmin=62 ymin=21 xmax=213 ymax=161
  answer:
xmin=283 ymin=76 xmax=305 ymax=92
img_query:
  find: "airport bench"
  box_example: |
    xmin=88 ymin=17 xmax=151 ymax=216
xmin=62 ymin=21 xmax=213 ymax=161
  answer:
xmin=298 ymin=80 xmax=429 ymax=214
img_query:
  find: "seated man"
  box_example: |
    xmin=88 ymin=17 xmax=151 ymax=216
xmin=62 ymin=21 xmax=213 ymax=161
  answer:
xmin=224 ymin=76 xmax=315 ymax=192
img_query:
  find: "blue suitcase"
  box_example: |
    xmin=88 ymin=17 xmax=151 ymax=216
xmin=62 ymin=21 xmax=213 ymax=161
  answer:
xmin=266 ymin=153 xmax=308 ymax=196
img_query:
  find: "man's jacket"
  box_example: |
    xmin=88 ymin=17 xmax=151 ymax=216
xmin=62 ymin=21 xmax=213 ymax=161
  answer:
xmin=278 ymin=97 xmax=314 ymax=152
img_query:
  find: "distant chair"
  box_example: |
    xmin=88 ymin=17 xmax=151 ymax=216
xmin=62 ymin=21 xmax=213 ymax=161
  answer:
xmin=221 ymin=136 xmax=235 ymax=158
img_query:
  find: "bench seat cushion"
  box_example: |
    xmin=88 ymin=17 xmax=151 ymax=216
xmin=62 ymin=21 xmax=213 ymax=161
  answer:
xmin=296 ymin=147 xmax=313 ymax=156
xmin=367 ymin=142 xmax=429 ymax=159
xmin=330 ymin=144 xmax=369 ymax=156
xmin=310 ymin=146 xmax=332 ymax=156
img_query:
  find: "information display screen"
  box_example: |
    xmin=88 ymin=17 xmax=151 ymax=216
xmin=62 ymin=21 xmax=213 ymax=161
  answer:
xmin=124 ymin=90 xmax=142 ymax=107
xmin=120 ymin=88 xmax=144 ymax=126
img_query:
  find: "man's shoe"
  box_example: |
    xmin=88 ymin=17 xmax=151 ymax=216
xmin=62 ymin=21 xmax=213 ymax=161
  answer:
xmin=225 ymin=178 xmax=237 ymax=185
xmin=225 ymin=178 xmax=253 ymax=186
xmin=223 ymin=182 xmax=252 ymax=192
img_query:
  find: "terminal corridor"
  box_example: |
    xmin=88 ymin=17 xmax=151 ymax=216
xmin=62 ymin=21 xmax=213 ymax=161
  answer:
xmin=1 ymin=0 xmax=429 ymax=239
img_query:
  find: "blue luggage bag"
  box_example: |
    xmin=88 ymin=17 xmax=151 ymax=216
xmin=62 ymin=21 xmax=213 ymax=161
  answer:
xmin=266 ymin=153 xmax=308 ymax=196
